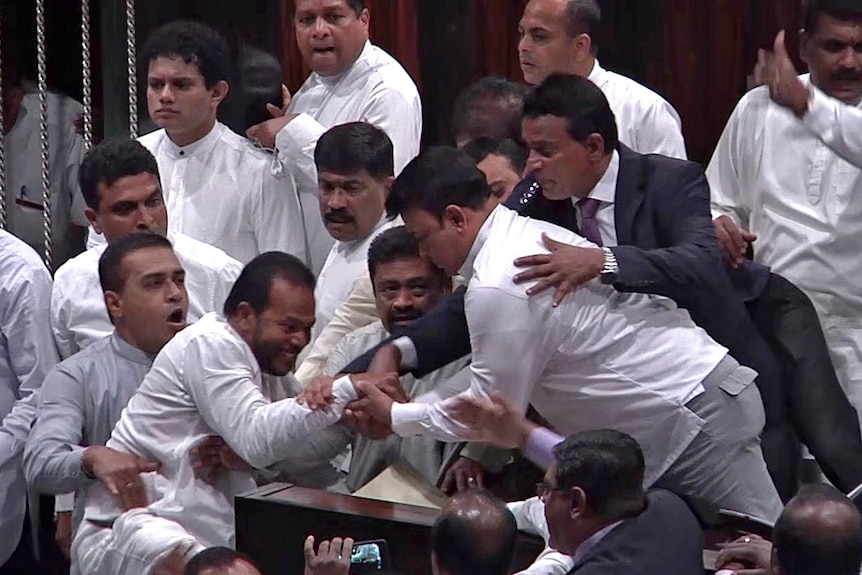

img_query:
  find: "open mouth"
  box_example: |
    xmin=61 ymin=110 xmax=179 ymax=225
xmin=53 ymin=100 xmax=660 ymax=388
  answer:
xmin=313 ymin=47 xmax=336 ymax=55
xmin=166 ymin=307 xmax=185 ymax=327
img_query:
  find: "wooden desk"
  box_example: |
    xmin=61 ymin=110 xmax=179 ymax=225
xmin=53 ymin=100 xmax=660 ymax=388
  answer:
xmin=236 ymin=483 xmax=544 ymax=575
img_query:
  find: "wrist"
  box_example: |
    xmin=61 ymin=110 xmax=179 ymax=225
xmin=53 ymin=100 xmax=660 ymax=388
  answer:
xmin=81 ymin=446 xmax=100 ymax=479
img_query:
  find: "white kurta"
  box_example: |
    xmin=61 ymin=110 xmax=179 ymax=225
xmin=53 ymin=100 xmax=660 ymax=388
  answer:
xmin=88 ymin=122 xmax=323 ymax=268
xmin=51 ymin=232 xmax=243 ymax=360
xmin=0 ymin=230 xmax=58 ymax=565
xmin=5 ymin=91 xmax=89 ymax=266
xmin=273 ymin=40 xmax=422 ymax=273
xmin=72 ymin=313 xmax=358 ymax=575
xmin=589 ymin=61 xmax=687 ymax=160
xmin=707 ymin=76 xmax=862 ymax=423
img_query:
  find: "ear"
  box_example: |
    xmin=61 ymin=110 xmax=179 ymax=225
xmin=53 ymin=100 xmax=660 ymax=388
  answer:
xmin=583 ymin=133 xmax=607 ymax=161
xmin=799 ymin=28 xmax=810 ymax=65
xmin=358 ymin=8 xmax=370 ymax=33
xmin=211 ymin=80 xmax=229 ymax=107
xmin=574 ymin=33 xmax=592 ymax=58
xmin=234 ymin=301 xmax=257 ymax=330
xmin=569 ymin=486 xmax=588 ymax=519
xmin=382 ymin=176 xmax=395 ymax=200
xmin=104 ymin=290 xmax=123 ymax=322
xmin=443 ymin=205 xmax=467 ymax=231
xmin=85 ymin=207 xmax=102 ymax=233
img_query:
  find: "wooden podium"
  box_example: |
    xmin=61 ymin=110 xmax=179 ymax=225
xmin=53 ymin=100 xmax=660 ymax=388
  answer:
xmin=235 ymin=483 xmax=545 ymax=575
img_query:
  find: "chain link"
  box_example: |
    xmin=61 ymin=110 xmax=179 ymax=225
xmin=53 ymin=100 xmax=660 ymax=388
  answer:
xmin=126 ymin=0 xmax=137 ymax=138
xmin=82 ymin=0 xmax=93 ymax=151
xmin=36 ymin=0 xmax=52 ymax=271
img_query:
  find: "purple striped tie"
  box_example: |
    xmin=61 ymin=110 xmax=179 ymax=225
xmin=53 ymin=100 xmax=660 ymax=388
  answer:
xmin=577 ymin=198 xmax=603 ymax=246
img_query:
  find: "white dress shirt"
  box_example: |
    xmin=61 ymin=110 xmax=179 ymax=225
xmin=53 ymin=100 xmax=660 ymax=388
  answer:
xmin=707 ymin=77 xmax=862 ymax=422
xmin=0 ymin=230 xmax=58 ymax=565
xmin=73 ymin=313 xmax=358 ymax=573
xmin=273 ymin=40 xmax=422 ymax=273
xmin=390 ymin=206 xmax=728 ymax=486
xmin=5 ymin=91 xmax=89 ymax=266
xmin=305 ymin=216 xmax=399 ymax=352
xmin=51 ymin=232 xmax=243 ymax=359
xmin=574 ymin=149 xmax=620 ymax=245
xmin=508 ymin=497 xmax=574 ymax=575
xmin=88 ymin=122 xmax=323 ymax=268
xmin=589 ymin=61 xmax=687 ymax=159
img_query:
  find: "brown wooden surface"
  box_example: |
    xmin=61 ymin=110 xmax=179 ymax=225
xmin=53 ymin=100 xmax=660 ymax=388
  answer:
xmin=235 ymin=483 xmax=544 ymax=575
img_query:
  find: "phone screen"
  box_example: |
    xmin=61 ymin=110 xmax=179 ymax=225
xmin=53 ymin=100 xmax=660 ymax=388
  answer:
xmin=350 ymin=542 xmax=384 ymax=572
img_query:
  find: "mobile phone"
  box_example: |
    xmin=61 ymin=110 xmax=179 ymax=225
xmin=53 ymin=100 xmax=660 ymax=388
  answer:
xmin=349 ymin=539 xmax=390 ymax=574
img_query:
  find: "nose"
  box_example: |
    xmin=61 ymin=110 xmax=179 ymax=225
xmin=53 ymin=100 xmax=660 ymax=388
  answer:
xmin=166 ymin=280 xmax=184 ymax=303
xmin=838 ymin=46 xmax=861 ymax=69
xmin=526 ymin=150 xmax=544 ymax=173
xmin=311 ymin=17 xmax=329 ymax=38
xmin=158 ymin=84 xmax=174 ymax=103
xmin=135 ymin=204 xmax=157 ymax=229
xmin=392 ymin=288 xmax=414 ymax=310
xmin=292 ymin=329 xmax=311 ymax=352
xmin=327 ymin=190 xmax=348 ymax=210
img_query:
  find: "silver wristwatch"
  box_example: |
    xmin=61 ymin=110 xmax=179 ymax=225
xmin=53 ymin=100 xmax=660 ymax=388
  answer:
xmin=600 ymin=247 xmax=619 ymax=284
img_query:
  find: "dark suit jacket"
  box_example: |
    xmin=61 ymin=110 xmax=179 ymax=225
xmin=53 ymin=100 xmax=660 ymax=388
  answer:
xmin=343 ymin=147 xmax=783 ymax=425
xmin=568 ymin=489 xmax=704 ymax=575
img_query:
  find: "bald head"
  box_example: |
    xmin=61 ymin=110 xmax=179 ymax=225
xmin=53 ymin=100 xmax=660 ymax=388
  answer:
xmin=430 ymin=489 xmax=517 ymax=575
xmin=774 ymin=484 xmax=862 ymax=575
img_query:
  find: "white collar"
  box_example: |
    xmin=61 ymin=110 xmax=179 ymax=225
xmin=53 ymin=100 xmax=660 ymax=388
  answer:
xmin=162 ymin=121 xmax=222 ymax=159
xmin=573 ymin=150 xmax=619 ymax=208
xmin=586 ymin=59 xmax=606 ymax=87
xmin=458 ymin=204 xmax=501 ymax=278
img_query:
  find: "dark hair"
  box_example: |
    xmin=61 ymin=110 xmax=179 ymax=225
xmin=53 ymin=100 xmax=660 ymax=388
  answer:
xmin=386 ymin=146 xmax=492 ymax=221
xmin=522 ymin=74 xmax=619 ymax=153
xmin=184 ymin=547 xmax=260 ymax=575
xmin=223 ymin=251 xmax=316 ymax=316
xmin=803 ymin=0 xmax=862 ymax=34
xmin=294 ymin=0 xmax=366 ymax=14
xmin=367 ymin=226 xmax=448 ymax=285
xmin=552 ymin=429 xmax=646 ymax=522
xmin=430 ymin=489 xmax=517 ymax=575
xmin=314 ymin=122 xmax=395 ymax=180
xmin=98 ymin=232 xmax=174 ymax=295
xmin=564 ymin=0 xmax=602 ymax=53
xmin=775 ymin=484 xmax=862 ymax=575
xmin=461 ymin=138 xmax=528 ymax=175
xmin=79 ymin=139 xmax=161 ymax=211
xmin=140 ymin=20 xmax=233 ymax=89
xmin=451 ymin=76 xmax=529 ymax=145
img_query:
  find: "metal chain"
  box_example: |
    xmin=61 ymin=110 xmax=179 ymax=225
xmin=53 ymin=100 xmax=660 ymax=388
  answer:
xmin=0 ymin=1 xmax=6 ymax=231
xmin=36 ymin=0 xmax=52 ymax=271
xmin=81 ymin=0 xmax=93 ymax=151
xmin=126 ymin=0 xmax=137 ymax=138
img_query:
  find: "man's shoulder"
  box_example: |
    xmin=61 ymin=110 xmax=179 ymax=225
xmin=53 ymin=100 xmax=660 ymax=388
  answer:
xmin=215 ymin=124 xmax=271 ymax=165
xmin=621 ymin=147 xmax=704 ymax=188
xmin=137 ymin=129 xmax=166 ymax=150
xmin=54 ymin=245 xmax=102 ymax=283
xmin=53 ymin=333 xmax=114 ymax=375
xmin=356 ymin=43 xmax=420 ymax=101
xmin=339 ymin=320 xmax=387 ymax=350
xmin=602 ymin=68 xmax=675 ymax=111
xmin=171 ymin=233 xmax=243 ymax=277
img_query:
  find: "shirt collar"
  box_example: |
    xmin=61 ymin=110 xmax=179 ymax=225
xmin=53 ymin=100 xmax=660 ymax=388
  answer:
xmin=586 ymin=59 xmax=606 ymax=87
xmin=162 ymin=121 xmax=222 ymax=159
xmin=336 ymin=213 xmax=390 ymax=253
xmin=458 ymin=204 xmax=501 ymax=279
xmin=110 ymin=331 xmax=157 ymax=365
xmin=570 ymin=520 xmax=623 ymax=566
xmin=573 ymin=149 xmax=619 ymax=207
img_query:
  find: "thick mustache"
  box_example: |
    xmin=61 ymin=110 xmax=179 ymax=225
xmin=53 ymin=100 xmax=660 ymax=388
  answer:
xmin=324 ymin=211 xmax=354 ymax=223
xmin=391 ymin=310 xmax=422 ymax=322
xmin=833 ymin=71 xmax=862 ymax=82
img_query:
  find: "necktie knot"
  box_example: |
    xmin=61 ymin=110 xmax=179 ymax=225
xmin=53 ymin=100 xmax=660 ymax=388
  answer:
xmin=577 ymin=198 xmax=602 ymax=218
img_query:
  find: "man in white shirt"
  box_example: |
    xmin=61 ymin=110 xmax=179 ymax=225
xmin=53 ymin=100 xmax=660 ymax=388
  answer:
xmin=71 ymin=252 xmax=393 ymax=575
xmin=3 ymin=62 xmax=89 ymax=267
xmin=294 ymin=122 xmax=399 ymax=381
xmin=346 ymin=146 xmax=783 ymax=521
xmin=0 ymin=229 xmax=57 ymax=571
xmin=54 ymin=138 xmax=243 ymax=360
xmin=88 ymin=21 xmax=321 ymax=268
xmin=707 ymin=0 xmax=862 ymax=426
xmin=246 ymin=0 xmax=422 ymax=271
xmin=517 ymin=0 xmax=686 ymax=159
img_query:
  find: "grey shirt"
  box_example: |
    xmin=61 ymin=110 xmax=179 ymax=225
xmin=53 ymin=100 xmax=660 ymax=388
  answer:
xmin=23 ymin=332 xmax=153 ymax=533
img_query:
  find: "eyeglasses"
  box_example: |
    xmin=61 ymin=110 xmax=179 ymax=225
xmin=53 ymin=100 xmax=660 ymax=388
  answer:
xmin=536 ymin=482 xmax=569 ymax=502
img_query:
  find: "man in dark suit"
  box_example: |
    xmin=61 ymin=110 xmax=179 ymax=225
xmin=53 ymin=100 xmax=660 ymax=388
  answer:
xmin=339 ymin=73 xmax=795 ymax=498
xmin=542 ymin=429 xmax=703 ymax=575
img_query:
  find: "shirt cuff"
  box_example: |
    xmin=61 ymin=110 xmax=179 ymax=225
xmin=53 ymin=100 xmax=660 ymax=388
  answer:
xmin=523 ymin=427 xmax=564 ymax=471
xmin=801 ymin=86 xmax=833 ymax=137
xmin=390 ymin=401 xmax=430 ymax=437
xmin=392 ymin=336 xmax=418 ymax=370
xmin=55 ymin=492 xmax=76 ymax=513
xmin=274 ymin=114 xmax=325 ymax=162
xmin=332 ymin=375 xmax=359 ymax=403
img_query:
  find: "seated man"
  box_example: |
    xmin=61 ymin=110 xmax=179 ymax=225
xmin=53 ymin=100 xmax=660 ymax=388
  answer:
xmin=24 ymin=233 xmax=190 ymax=540
xmin=430 ymin=490 xmax=518 ymax=575
xmin=52 ymin=138 xmax=242 ymax=359
xmin=716 ymin=484 xmax=862 ymax=575
xmin=285 ymin=226 xmax=477 ymax=492
xmin=71 ymin=252 xmax=394 ymax=575
xmin=183 ymin=547 xmax=263 ymax=575
xmin=347 ymin=146 xmax=783 ymax=521
xmin=461 ymin=137 xmax=527 ymax=203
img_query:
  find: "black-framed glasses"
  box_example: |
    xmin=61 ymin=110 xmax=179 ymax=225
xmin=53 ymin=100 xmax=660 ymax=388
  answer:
xmin=536 ymin=482 xmax=568 ymax=502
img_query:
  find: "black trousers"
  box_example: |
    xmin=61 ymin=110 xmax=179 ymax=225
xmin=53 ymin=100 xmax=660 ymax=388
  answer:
xmin=749 ymin=273 xmax=862 ymax=494
xmin=0 ymin=496 xmax=67 ymax=575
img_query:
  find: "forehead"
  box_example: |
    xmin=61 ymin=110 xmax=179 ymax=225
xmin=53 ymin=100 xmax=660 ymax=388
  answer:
xmin=264 ymin=278 xmax=315 ymax=320
xmin=401 ymin=208 xmax=441 ymax=235
xmin=147 ymin=56 xmax=205 ymax=80
xmin=374 ymin=256 xmax=435 ymax=281
xmin=810 ymin=12 xmax=862 ymax=40
xmin=521 ymin=0 xmax=568 ymax=28
xmin=121 ymin=246 xmax=182 ymax=279
xmin=477 ymin=153 xmax=519 ymax=178
xmin=522 ymin=115 xmax=571 ymax=142
xmin=100 ymin=172 xmax=161 ymax=204
xmin=296 ymin=0 xmax=355 ymax=13
xmin=318 ymin=169 xmax=377 ymax=185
